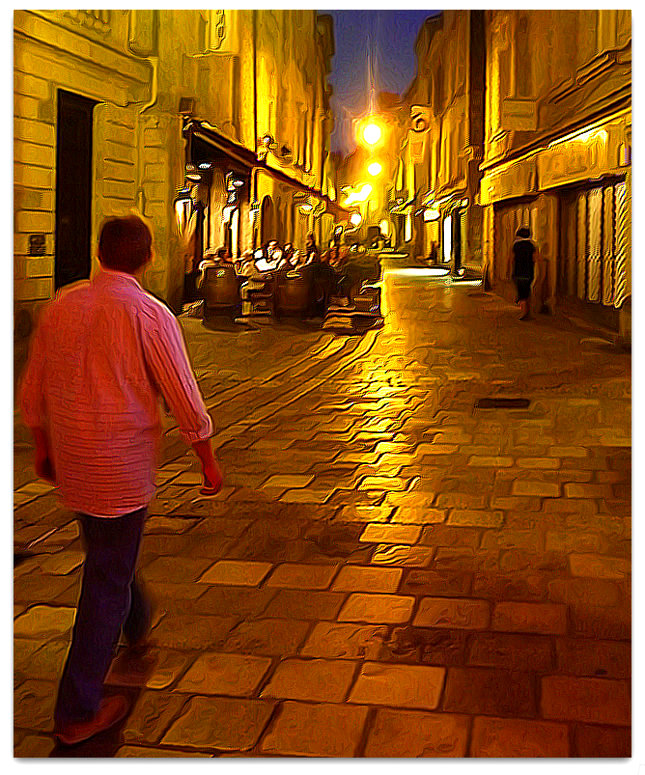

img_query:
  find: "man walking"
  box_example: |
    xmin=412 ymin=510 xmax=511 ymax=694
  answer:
xmin=19 ymin=214 xmax=223 ymax=745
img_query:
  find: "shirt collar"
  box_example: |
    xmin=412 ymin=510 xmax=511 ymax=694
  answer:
xmin=94 ymin=266 xmax=142 ymax=287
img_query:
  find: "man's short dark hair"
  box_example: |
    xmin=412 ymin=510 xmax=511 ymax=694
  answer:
xmin=98 ymin=215 xmax=152 ymax=273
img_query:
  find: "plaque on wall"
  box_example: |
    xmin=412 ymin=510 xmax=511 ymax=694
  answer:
xmin=28 ymin=234 xmax=46 ymax=256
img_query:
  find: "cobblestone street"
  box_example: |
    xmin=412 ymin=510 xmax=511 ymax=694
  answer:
xmin=14 ymin=262 xmax=631 ymax=757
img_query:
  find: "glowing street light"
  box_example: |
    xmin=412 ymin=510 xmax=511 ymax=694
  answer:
xmin=367 ymin=161 xmax=383 ymax=177
xmin=362 ymin=122 xmax=383 ymax=146
xmin=350 ymin=212 xmax=362 ymax=227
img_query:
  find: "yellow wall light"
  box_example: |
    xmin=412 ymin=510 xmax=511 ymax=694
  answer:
xmin=367 ymin=161 xmax=383 ymax=177
xmin=350 ymin=212 xmax=362 ymax=227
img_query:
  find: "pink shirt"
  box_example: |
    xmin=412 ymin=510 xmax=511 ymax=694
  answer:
xmin=19 ymin=268 xmax=213 ymax=517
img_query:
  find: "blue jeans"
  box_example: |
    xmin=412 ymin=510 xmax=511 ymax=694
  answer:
xmin=54 ymin=508 xmax=150 ymax=725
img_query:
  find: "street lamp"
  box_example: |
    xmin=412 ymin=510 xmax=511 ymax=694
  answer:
xmin=367 ymin=161 xmax=383 ymax=177
xmin=362 ymin=121 xmax=383 ymax=146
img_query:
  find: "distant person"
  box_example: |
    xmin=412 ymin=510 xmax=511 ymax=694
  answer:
xmin=305 ymin=232 xmax=320 ymax=263
xmin=512 ymin=226 xmax=536 ymax=320
xmin=428 ymin=241 xmax=438 ymax=264
xmin=19 ymin=215 xmax=223 ymax=745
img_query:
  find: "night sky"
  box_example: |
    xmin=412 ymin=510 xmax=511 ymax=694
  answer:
xmin=325 ymin=10 xmax=440 ymax=156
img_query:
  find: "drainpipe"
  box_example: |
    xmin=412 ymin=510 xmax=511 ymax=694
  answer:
xmin=252 ymin=8 xmax=259 ymax=248
xmin=134 ymin=55 xmax=159 ymax=214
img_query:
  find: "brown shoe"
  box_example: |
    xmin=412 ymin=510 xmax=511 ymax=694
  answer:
xmin=54 ymin=695 xmax=129 ymax=745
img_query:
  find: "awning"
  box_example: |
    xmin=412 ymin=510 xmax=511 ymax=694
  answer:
xmin=184 ymin=118 xmax=351 ymax=221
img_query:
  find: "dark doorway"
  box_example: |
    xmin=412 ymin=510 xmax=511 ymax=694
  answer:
xmin=55 ymin=90 xmax=96 ymax=290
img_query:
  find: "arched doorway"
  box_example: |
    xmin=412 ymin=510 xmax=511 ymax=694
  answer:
xmin=260 ymin=196 xmax=275 ymax=245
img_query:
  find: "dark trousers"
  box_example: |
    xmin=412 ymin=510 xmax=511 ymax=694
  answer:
xmin=54 ymin=508 xmax=150 ymax=725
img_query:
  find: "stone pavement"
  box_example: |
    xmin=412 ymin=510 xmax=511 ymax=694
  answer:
xmin=14 ymin=262 xmax=631 ymax=757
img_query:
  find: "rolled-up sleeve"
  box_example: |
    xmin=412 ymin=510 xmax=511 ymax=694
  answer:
xmin=140 ymin=305 xmax=213 ymax=443
xmin=19 ymin=311 xmax=49 ymax=430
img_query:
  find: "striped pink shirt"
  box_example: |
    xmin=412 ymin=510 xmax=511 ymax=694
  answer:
xmin=19 ymin=268 xmax=213 ymax=517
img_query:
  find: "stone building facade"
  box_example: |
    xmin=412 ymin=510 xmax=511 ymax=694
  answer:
xmin=14 ymin=10 xmax=339 ymax=351
xmin=400 ymin=11 xmax=486 ymax=272
xmin=480 ymin=10 xmax=631 ymax=335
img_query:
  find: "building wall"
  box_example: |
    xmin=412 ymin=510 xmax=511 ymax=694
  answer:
xmin=402 ymin=11 xmax=484 ymax=269
xmin=14 ymin=9 xmax=336 ymax=351
xmin=480 ymin=10 xmax=631 ymax=333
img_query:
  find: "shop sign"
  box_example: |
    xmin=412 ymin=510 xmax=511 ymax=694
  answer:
xmin=480 ymin=156 xmax=537 ymax=205
xmin=537 ymin=118 xmax=625 ymax=190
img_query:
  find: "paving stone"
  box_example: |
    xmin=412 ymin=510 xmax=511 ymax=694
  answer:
xmin=480 ymin=530 xmax=541 ymax=552
xmin=122 ymin=690 xmax=188 ymax=744
xmin=261 ymin=658 xmax=356 ymax=702
xmin=348 ymin=661 xmax=445 ymax=710
xmin=260 ymin=701 xmax=368 ymax=757
xmin=265 ymin=563 xmax=339 ymax=589
xmin=14 ymin=605 xmax=75 ymax=641
xmin=390 ymin=506 xmax=447 ymax=524
xmin=338 ymin=593 xmax=415 ymax=624
xmin=433 ymin=547 xmax=499 ymax=572
xmin=419 ymin=524 xmax=482 ymax=548
xmin=516 ymin=456 xmax=561 ymax=469
xmin=555 ymin=638 xmax=630 ymax=679
xmin=413 ymin=597 xmax=490 ymax=630
xmin=545 ymin=530 xmax=604 ymax=553
xmin=106 ymin=647 xmax=193 ymax=690
xmin=467 ymin=631 xmax=554 ymax=672
xmin=573 ymin=723 xmax=631 ymax=757
xmin=547 ymin=577 xmax=622 ymax=608
xmin=399 ymin=569 xmax=472 ymax=598
xmin=263 ymin=589 xmax=345 ymax=620
xmin=14 ymin=638 xmax=46 ymax=678
xmin=385 ymin=626 xmax=469 ymax=667
xmin=470 ymin=716 xmax=570 ymax=757
xmin=17 ymin=639 xmax=67 ymax=682
xmin=468 ymin=456 xmax=513 ymax=468
xmin=499 ymin=549 xmax=567 ymax=573
xmin=175 ymin=652 xmax=272 ymax=696
xmin=447 ymin=509 xmax=504 ymax=528
xmin=549 ymin=446 xmax=588 ymax=458
xmin=336 ymin=504 xmax=393 ymax=523
xmin=279 ymin=489 xmax=333 ymax=504
xmin=568 ymin=603 xmax=630 ymax=641
xmin=443 ymin=667 xmax=537 ymax=717
xmin=569 ymin=553 xmax=630 ymax=580
xmin=301 ymin=622 xmax=389 ymax=659
xmin=564 ymin=482 xmax=614 ymax=498
xmin=14 ymin=680 xmax=57 ymax=732
xmin=116 ymin=746 xmax=211 ymax=757
xmin=512 ymin=481 xmax=560 ymax=497
xmin=13 ymin=734 xmax=57 ymax=758
xmin=490 ymin=496 xmax=542 ymax=511
xmin=261 ymin=474 xmax=314 ymax=489
xmin=472 ymin=572 xmax=549 ymax=603
xmin=358 ymin=475 xmax=410 ymax=491
xmin=149 ymin=614 xmax=237 ymax=650
xmin=198 ymin=560 xmax=273 ymax=586
xmin=162 ymin=696 xmax=275 ymax=752
xmin=492 ymin=601 xmax=568 ymax=636
xmin=364 ymin=709 xmax=470 ymax=757
xmin=36 ymin=551 xmax=84 ymax=575
xmin=371 ymin=544 xmax=434 ymax=567
xmin=332 ymin=565 xmax=402 ymax=593
xmin=360 ymin=523 xmax=421 ymax=544
xmin=222 ymin=618 xmax=311 ymax=656
xmin=541 ymin=675 xmax=630 ymax=725
xmin=142 ymin=556 xmax=215 ymax=583
xmin=435 ymin=493 xmax=488 ymax=509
